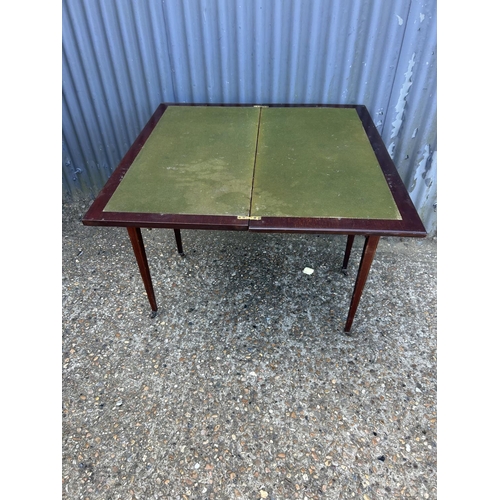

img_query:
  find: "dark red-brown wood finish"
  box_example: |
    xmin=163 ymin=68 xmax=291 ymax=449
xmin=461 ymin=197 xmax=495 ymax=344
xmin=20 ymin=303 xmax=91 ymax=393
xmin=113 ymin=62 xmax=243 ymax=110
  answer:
xmin=82 ymin=103 xmax=427 ymax=332
xmin=344 ymin=235 xmax=380 ymax=332
xmin=126 ymin=227 xmax=157 ymax=315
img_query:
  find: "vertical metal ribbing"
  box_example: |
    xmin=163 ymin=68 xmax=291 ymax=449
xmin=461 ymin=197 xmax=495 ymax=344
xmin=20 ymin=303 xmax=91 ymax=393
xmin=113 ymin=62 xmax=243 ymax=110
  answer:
xmin=62 ymin=0 xmax=436 ymax=234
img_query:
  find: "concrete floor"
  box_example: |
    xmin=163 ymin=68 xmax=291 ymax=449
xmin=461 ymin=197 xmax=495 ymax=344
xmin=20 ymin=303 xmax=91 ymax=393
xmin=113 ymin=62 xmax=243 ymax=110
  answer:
xmin=62 ymin=198 xmax=437 ymax=500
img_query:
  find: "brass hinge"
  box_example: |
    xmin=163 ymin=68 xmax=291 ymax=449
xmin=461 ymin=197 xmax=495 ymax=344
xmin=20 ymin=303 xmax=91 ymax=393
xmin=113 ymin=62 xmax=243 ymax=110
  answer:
xmin=237 ymin=215 xmax=261 ymax=220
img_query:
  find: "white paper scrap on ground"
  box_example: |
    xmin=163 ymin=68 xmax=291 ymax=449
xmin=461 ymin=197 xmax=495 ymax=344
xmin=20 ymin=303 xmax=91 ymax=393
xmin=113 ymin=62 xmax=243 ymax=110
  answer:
xmin=303 ymin=267 xmax=314 ymax=275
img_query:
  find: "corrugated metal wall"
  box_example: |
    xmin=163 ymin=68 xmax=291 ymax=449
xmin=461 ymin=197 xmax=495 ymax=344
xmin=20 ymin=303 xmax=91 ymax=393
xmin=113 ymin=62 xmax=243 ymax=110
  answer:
xmin=62 ymin=0 xmax=436 ymax=235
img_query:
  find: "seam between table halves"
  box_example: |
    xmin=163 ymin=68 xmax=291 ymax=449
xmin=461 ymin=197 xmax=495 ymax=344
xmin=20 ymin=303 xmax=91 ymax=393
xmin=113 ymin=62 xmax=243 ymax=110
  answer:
xmin=248 ymin=106 xmax=263 ymax=222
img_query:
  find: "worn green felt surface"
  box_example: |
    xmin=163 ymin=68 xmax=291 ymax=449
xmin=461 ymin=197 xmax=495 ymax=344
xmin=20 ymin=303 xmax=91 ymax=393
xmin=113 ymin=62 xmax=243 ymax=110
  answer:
xmin=251 ymin=107 xmax=401 ymax=220
xmin=104 ymin=106 xmax=260 ymax=215
xmin=104 ymin=106 xmax=400 ymax=220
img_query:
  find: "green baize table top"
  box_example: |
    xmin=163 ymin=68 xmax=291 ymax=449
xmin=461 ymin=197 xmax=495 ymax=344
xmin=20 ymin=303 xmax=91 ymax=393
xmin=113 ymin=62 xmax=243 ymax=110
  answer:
xmin=104 ymin=106 xmax=401 ymax=221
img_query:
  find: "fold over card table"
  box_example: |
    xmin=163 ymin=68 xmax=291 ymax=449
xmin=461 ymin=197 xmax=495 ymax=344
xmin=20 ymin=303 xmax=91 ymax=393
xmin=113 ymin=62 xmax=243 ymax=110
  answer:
xmin=83 ymin=104 xmax=426 ymax=332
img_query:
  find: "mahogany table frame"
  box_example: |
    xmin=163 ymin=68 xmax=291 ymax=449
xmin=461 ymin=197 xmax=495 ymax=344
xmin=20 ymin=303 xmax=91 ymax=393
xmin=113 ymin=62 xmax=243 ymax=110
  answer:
xmin=82 ymin=103 xmax=426 ymax=332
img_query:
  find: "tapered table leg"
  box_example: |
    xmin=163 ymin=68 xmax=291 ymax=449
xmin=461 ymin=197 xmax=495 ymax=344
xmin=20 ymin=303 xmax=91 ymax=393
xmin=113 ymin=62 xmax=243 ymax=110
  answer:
xmin=174 ymin=228 xmax=185 ymax=256
xmin=342 ymin=235 xmax=355 ymax=273
xmin=127 ymin=227 xmax=158 ymax=316
xmin=344 ymin=235 xmax=380 ymax=332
